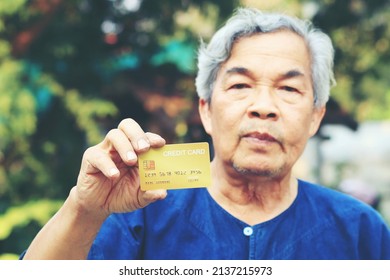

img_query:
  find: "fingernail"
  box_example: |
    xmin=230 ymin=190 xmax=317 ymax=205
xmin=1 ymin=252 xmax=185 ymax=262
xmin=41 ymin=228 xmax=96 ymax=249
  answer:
xmin=109 ymin=168 xmax=119 ymax=176
xmin=127 ymin=151 xmax=137 ymax=161
xmin=137 ymin=139 xmax=149 ymax=150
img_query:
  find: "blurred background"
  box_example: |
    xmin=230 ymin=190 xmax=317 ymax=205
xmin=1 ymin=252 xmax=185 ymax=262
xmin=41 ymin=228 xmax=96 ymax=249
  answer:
xmin=0 ymin=0 xmax=389 ymax=259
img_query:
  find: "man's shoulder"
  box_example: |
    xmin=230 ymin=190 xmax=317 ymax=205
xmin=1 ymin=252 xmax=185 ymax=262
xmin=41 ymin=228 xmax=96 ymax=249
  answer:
xmin=298 ymin=179 xmax=385 ymax=224
xmin=299 ymin=179 xmax=371 ymax=208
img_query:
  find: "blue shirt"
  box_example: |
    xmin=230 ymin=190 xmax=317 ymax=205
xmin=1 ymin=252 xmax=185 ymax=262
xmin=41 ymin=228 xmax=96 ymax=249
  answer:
xmin=87 ymin=180 xmax=390 ymax=260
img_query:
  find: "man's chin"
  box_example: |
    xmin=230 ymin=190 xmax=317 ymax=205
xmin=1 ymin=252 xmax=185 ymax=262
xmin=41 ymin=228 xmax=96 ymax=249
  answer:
xmin=232 ymin=163 xmax=283 ymax=178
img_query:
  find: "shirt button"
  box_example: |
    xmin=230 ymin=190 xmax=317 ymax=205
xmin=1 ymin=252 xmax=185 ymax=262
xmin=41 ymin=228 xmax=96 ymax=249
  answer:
xmin=243 ymin=226 xmax=253 ymax=236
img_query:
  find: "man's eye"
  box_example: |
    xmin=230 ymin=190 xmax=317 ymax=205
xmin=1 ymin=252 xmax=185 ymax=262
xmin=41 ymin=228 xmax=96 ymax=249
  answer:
xmin=229 ymin=83 xmax=249 ymax=90
xmin=280 ymin=86 xmax=298 ymax=92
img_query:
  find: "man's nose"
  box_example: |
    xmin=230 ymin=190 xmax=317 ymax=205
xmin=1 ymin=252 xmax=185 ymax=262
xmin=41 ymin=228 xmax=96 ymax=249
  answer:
xmin=247 ymin=87 xmax=279 ymax=120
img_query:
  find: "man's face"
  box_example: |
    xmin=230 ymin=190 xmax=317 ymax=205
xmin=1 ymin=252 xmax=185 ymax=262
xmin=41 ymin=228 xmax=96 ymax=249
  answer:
xmin=199 ymin=30 xmax=325 ymax=179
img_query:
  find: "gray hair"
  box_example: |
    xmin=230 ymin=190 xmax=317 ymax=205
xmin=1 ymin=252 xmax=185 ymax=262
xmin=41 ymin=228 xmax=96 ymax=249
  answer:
xmin=195 ymin=8 xmax=336 ymax=107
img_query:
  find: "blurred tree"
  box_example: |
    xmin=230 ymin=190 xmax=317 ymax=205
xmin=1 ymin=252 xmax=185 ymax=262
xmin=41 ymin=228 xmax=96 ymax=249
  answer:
xmin=312 ymin=0 xmax=390 ymax=121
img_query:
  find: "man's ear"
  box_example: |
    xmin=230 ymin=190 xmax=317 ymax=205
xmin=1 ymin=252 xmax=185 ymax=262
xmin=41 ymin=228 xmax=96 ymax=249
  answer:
xmin=198 ymin=98 xmax=212 ymax=135
xmin=309 ymin=106 xmax=326 ymax=137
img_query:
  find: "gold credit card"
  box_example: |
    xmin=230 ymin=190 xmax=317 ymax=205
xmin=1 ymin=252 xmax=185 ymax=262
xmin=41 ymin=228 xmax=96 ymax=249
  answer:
xmin=138 ymin=142 xmax=211 ymax=190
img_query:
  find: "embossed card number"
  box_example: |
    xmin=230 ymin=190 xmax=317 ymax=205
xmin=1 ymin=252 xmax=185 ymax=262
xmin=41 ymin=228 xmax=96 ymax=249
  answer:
xmin=138 ymin=142 xmax=211 ymax=190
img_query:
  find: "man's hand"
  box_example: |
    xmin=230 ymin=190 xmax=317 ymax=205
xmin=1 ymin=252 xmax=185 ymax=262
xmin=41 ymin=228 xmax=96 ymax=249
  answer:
xmin=75 ymin=118 xmax=167 ymax=217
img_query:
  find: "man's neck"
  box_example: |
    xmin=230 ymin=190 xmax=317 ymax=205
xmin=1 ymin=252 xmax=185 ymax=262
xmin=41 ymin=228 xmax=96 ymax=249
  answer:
xmin=207 ymin=160 xmax=298 ymax=226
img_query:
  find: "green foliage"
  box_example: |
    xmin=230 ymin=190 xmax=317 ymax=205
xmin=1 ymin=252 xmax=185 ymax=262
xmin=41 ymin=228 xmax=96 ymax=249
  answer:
xmin=0 ymin=0 xmax=119 ymax=257
xmin=0 ymin=253 xmax=18 ymax=260
xmin=0 ymin=199 xmax=62 ymax=260
xmin=312 ymin=0 xmax=390 ymax=121
xmin=0 ymin=199 xmax=62 ymax=240
xmin=0 ymin=0 xmax=27 ymax=16
xmin=64 ymin=89 xmax=118 ymax=144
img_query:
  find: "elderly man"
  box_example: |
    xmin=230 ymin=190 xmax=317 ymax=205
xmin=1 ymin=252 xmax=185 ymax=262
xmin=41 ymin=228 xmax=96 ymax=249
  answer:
xmin=23 ymin=8 xmax=389 ymax=259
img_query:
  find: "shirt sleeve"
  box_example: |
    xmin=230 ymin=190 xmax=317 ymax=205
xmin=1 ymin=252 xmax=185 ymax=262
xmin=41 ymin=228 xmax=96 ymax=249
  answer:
xmin=87 ymin=210 xmax=145 ymax=260
xmin=357 ymin=209 xmax=390 ymax=260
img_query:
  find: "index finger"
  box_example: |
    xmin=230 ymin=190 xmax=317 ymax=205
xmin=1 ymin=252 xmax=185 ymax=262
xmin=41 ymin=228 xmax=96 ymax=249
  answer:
xmin=117 ymin=118 xmax=151 ymax=153
xmin=118 ymin=118 xmax=166 ymax=152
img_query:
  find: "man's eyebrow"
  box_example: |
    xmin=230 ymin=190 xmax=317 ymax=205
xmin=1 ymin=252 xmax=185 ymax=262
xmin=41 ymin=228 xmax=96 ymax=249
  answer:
xmin=220 ymin=67 xmax=254 ymax=84
xmin=281 ymin=69 xmax=305 ymax=79
xmin=225 ymin=67 xmax=305 ymax=77
xmin=226 ymin=67 xmax=251 ymax=75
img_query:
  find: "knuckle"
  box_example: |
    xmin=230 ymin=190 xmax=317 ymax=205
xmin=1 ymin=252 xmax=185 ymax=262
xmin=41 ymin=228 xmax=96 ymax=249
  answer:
xmin=83 ymin=146 xmax=108 ymax=166
xmin=104 ymin=129 xmax=119 ymax=142
xmin=106 ymin=128 xmax=117 ymax=137
xmin=118 ymin=118 xmax=135 ymax=130
xmin=82 ymin=146 xmax=104 ymax=165
xmin=83 ymin=146 xmax=97 ymax=158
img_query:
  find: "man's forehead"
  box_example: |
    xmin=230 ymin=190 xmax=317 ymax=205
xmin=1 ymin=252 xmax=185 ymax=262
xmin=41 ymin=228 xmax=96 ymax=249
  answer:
xmin=228 ymin=31 xmax=310 ymax=62
xmin=218 ymin=32 xmax=311 ymax=80
xmin=233 ymin=29 xmax=307 ymax=49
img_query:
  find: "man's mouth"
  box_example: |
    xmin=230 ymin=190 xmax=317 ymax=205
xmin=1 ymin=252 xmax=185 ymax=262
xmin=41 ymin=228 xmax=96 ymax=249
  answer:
xmin=242 ymin=132 xmax=281 ymax=145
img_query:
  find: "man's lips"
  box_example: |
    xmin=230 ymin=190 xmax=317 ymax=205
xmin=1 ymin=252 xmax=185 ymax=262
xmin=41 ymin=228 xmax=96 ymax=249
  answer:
xmin=242 ymin=132 xmax=281 ymax=145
